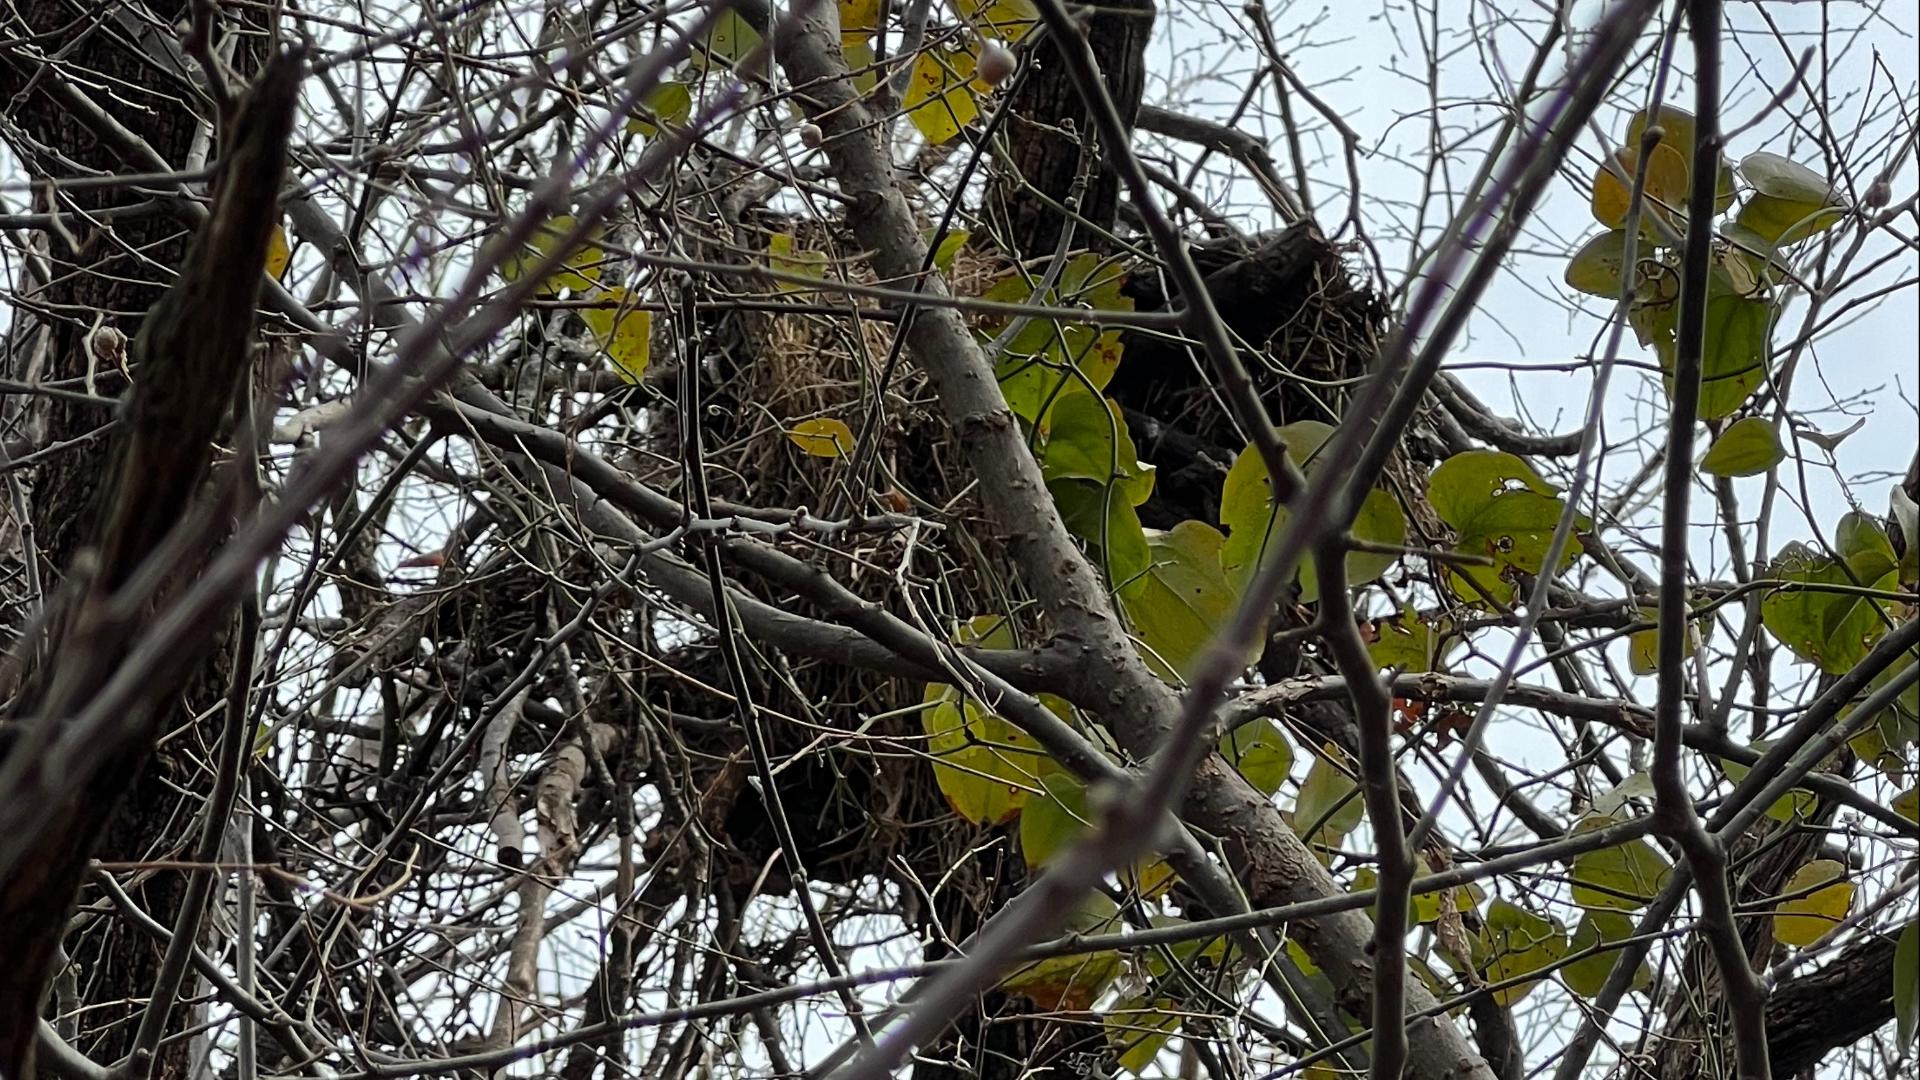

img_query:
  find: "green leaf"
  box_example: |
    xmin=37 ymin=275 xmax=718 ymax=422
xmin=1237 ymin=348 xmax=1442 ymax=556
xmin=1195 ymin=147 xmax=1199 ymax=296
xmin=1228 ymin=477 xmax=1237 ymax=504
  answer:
xmin=1040 ymin=392 xmax=1154 ymax=506
xmin=1219 ymin=422 xmax=1405 ymax=603
xmin=1481 ymin=898 xmax=1569 ymax=1005
xmin=999 ymin=892 xmax=1124 ymax=1009
xmin=1773 ymin=859 xmax=1854 ymax=948
xmin=626 ymin=81 xmax=693 ymax=137
xmin=1019 ymin=771 xmax=1092 ymax=870
xmin=1896 ymin=922 xmax=1919 ymax=1047
xmin=928 ymin=229 xmax=970 ymax=271
xmin=1761 ymin=539 xmax=1903 ymax=674
xmin=1736 ymin=152 xmax=1847 ymax=245
xmin=1367 ymin=608 xmax=1457 ymax=672
xmin=1669 ymin=293 xmax=1772 ymax=420
xmin=1221 ymin=718 xmax=1293 ymax=796
xmin=1294 ymin=744 xmax=1364 ymax=843
xmin=980 ymin=255 xmax=1132 ymax=424
xmin=1427 ymin=450 xmax=1587 ymax=605
xmin=578 ymin=287 xmax=653 ymax=383
xmin=1628 ymin=604 xmax=1698 ymax=677
xmin=1050 ymin=480 xmax=1151 ymax=586
xmin=695 ymin=10 xmax=763 ymax=69
xmin=921 ymin=616 xmax=1045 ymax=825
xmin=1569 ymin=813 xmax=1671 ymax=911
xmin=1700 ymin=416 xmax=1785 ymax=477
xmin=1105 ymin=997 xmax=1180 ymax=1074
xmin=1562 ymin=911 xmax=1651 ymax=998
xmin=1565 ymin=229 xmax=1632 ymax=297
xmin=499 ymin=216 xmax=605 ymax=296
xmin=1116 ymin=521 xmax=1239 ymax=680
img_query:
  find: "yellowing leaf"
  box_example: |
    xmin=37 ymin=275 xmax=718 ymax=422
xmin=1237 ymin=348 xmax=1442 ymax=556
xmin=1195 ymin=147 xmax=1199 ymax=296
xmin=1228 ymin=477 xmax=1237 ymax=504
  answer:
xmin=499 ymin=216 xmax=605 ymax=296
xmin=768 ymin=232 xmax=829 ymax=292
xmin=265 ymin=224 xmax=291 ymax=280
xmin=626 ymin=81 xmax=693 ymax=137
xmin=954 ymin=0 xmax=1039 ymax=42
xmin=1592 ymin=142 xmax=1689 ymax=233
xmin=1105 ymin=997 xmax=1180 ymax=1075
xmin=904 ymin=43 xmax=982 ymax=144
xmin=1896 ymin=922 xmax=1919 ymax=1046
xmin=979 ymin=254 xmax=1132 ymax=423
xmin=1020 ymin=772 xmax=1172 ymax=896
xmin=837 ymin=0 xmax=882 ymax=40
xmin=1773 ymin=859 xmax=1854 ymax=948
xmin=1562 ymin=911 xmax=1652 ymax=998
xmin=1569 ymin=814 xmax=1671 ymax=911
xmin=787 ymin=417 xmax=856 ymax=458
xmin=696 ymin=10 xmax=764 ymax=70
xmin=1564 ymin=229 xmax=1632 ymax=298
xmin=1737 ymin=152 xmax=1848 ymax=246
xmin=579 ymin=287 xmax=653 ymax=383
xmin=999 ymin=893 xmax=1124 ymax=1009
xmin=1628 ymin=604 xmax=1697 ymax=677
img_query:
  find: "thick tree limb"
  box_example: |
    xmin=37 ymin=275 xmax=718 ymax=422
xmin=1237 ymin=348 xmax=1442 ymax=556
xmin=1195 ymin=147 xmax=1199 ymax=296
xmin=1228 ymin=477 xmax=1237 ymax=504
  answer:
xmin=0 ymin=53 xmax=300 ymax=1080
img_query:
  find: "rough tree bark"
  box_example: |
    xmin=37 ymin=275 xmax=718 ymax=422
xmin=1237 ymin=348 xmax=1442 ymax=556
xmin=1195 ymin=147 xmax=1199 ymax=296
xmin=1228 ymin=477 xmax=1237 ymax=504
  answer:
xmin=987 ymin=2 xmax=1155 ymax=255
xmin=0 ymin=31 xmax=295 ymax=1077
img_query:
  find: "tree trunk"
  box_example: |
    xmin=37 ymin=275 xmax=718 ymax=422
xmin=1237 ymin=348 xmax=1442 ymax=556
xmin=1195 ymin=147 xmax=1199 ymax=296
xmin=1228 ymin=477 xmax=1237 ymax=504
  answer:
xmin=0 ymin=5 xmax=258 ymax=1075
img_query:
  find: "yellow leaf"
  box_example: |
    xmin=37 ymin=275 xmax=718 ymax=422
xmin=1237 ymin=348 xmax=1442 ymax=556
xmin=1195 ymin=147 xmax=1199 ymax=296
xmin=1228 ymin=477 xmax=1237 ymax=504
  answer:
xmin=1773 ymin=859 xmax=1855 ymax=948
xmin=904 ymin=44 xmax=982 ymax=144
xmin=625 ymin=81 xmax=692 ymax=137
xmin=265 ymin=224 xmax=291 ymax=280
xmin=768 ymin=232 xmax=828 ymax=292
xmin=788 ymin=417 xmax=856 ymax=458
xmin=695 ymin=10 xmax=763 ymax=71
xmin=579 ymin=287 xmax=652 ymax=384
xmin=499 ymin=216 xmax=605 ymax=296
xmin=838 ymin=0 xmax=882 ymax=40
xmin=954 ymin=0 xmax=1039 ymax=41
xmin=1592 ymin=142 xmax=1689 ymax=232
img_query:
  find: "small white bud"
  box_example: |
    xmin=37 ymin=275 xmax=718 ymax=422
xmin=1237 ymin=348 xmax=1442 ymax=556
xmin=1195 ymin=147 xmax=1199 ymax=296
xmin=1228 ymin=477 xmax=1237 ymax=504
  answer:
xmin=799 ymin=122 xmax=824 ymax=149
xmin=975 ymin=40 xmax=1016 ymax=88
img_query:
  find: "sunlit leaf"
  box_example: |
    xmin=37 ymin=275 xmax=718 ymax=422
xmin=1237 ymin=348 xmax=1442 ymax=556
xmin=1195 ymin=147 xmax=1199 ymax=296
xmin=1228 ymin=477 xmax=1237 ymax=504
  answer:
xmin=837 ymin=0 xmax=882 ymax=40
xmin=921 ymin=617 xmax=1046 ymax=825
xmin=1701 ymin=416 xmax=1785 ymax=477
xmin=1773 ymin=859 xmax=1854 ymax=948
xmin=928 ymin=228 xmax=970 ymax=271
xmin=787 ymin=417 xmax=856 ymax=458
